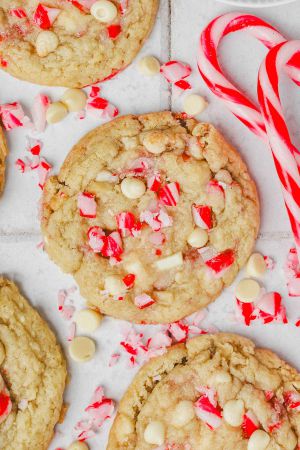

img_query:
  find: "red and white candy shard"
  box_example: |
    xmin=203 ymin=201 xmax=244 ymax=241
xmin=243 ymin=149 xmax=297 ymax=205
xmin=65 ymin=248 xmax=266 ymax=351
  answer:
xmin=140 ymin=206 xmax=173 ymax=232
xmin=158 ymin=182 xmax=180 ymax=206
xmin=101 ymin=231 xmax=123 ymax=259
xmin=116 ymin=211 xmax=141 ymax=237
xmin=255 ymin=292 xmax=287 ymax=324
xmin=78 ymin=192 xmax=97 ymax=218
xmin=37 ymin=159 xmax=52 ymax=189
xmin=284 ymin=391 xmax=300 ymax=411
xmin=147 ymin=172 xmax=162 ymax=192
xmin=9 ymin=8 xmax=27 ymax=18
xmin=205 ymin=249 xmax=235 ymax=277
xmin=194 ymin=386 xmax=222 ymax=430
xmin=122 ymin=273 xmax=135 ymax=288
xmin=86 ymin=97 xmax=118 ymax=120
xmin=134 ymin=293 xmax=155 ymax=309
xmin=31 ymin=94 xmax=50 ymax=133
xmin=88 ymin=226 xmax=105 ymax=252
xmin=192 ymin=204 xmax=213 ymax=229
xmin=0 ymin=102 xmax=28 ymax=130
xmin=160 ymin=61 xmax=192 ymax=83
xmin=107 ymin=24 xmax=122 ymax=40
xmin=0 ymin=378 xmax=12 ymax=425
xmin=168 ymin=322 xmax=189 ymax=343
xmin=284 ymin=248 xmax=300 ymax=296
xmin=242 ymin=410 xmax=259 ymax=438
xmin=119 ymin=0 xmax=128 ymax=14
xmin=33 ymin=4 xmax=61 ymax=29
xmin=174 ymin=79 xmax=192 ymax=91
xmin=127 ymin=157 xmax=154 ymax=176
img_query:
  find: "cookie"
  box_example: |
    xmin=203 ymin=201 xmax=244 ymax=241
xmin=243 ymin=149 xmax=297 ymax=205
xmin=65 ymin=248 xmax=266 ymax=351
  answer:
xmin=0 ymin=0 xmax=158 ymax=87
xmin=0 ymin=125 xmax=8 ymax=195
xmin=0 ymin=277 xmax=67 ymax=450
xmin=41 ymin=112 xmax=259 ymax=324
xmin=108 ymin=333 xmax=300 ymax=449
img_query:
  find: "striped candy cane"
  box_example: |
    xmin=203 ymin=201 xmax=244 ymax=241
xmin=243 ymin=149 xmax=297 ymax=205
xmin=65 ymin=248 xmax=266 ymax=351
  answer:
xmin=198 ymin=13 xmax=300 ymax=258
xmin=258 ymin=41 xmax=300 ymax=256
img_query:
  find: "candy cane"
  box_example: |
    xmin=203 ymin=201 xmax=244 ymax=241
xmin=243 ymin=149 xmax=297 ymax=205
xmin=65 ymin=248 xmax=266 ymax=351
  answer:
xmin=258 ymin=40 xmax=300 ymax=256
xmin=198 ymin=12 xmax=300 ymax=141
xmin=198 ymin=13 xmax=300 ymax=258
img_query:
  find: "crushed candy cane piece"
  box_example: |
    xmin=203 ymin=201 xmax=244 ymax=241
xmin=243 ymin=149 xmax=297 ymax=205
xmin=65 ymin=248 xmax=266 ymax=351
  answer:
xmin=37 ymin=159 xmax=52 ymax=189
xmin=67 ymin=322 xmax=76 ymax=342
xmin=256 ymin=292 xmax=288 ymax=324
xmin=0 ymin=102 xmax=28 ymax=130
xmin=174 ymin=79 xmax=192 ymax=90
xmin=192 ymin=204 xmax=213 ymax=229
xmin=236 ymin=299 xmax=256 ymax=326
xmin=33 ymin=4 xmax=61 ymax=29
xmin=116 ymin=211 xmax=141 ymax=237
xmin=0 ymin=389 xmax=12 ymax=425
xmin=168 ymin=322 xmax=189 ymax=343
xmin=264 ymin=255 xmax=275 ymax=270
xmin=31 ymin=94 xmax=50 ymax=133
xmin=205 ymin=249 xmax=235 ymax=277
xmin=101 ymin=231 xmax=123 ymax=259
xmin=160 ymin=61 xmax=192 ymax=83
xmin=283 ymin=391 xmax=300 ymax=410
xmin=90 ymin=86 xmax=101 ymax=98
xmin=140 ymin=207 xmax=173 ymax=232
xmin=134 ymin=293 xmax=155 ymax=309
xmin=149 ymin=231 xmax=165 ymax=246
xmin=78 ymin=192 xmax=97 ymax=218
xmin=86 ymin=97 xmax=118 ymax=119
xmin=126 ymin=157 xmax=154 ymax=176
xmin=158 ymin=182 xmax=180 ymax=206
xmin=122 ymin=273 xmax=135 ymax=288
xmin=119 ymin=0 xmax=128 ymax=14
xmin=284 ymin=248 xmax=300 ymax=296
xmin=9 ymin=8 xmax=27 ymax=18
xmin=242 ymin=410 xmax=259 ymax=438
xmin=147 ymin=173 xmax=162 ymax=192
xmin=107 ymin=24 xmax=122 ymax=39
xmin=194 ymin=386 xmax=222 ymax=430
xmin=88 ymin=226 xmax=105 ymax=252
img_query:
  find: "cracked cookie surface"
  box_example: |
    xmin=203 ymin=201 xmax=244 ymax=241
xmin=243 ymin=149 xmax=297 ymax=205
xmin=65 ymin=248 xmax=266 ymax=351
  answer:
xmin=108 ymin=333 xmax=300 ymax=449
xmin=0 ymin=277 xmax=67 ymax=450
xmin=0 ymin=125 xmax=7 ymax=195
xmin=41 ymin=112 xmax=259 ymax=323
xmin=0 ymin=0 xmax=158 ymax=87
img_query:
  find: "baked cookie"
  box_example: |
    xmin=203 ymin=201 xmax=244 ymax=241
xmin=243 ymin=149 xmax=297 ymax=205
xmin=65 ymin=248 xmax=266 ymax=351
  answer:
xmin=0 ymin=0 xmax=158 ymax=87
xmin=0 ymin=277 xmax=67 ymax=450
xmin=108 ymin=333 xmax=300 ymax=449
xmin=41 ymin=112 xmax=259 ymax=324
xmin=0 ymin=125 xmax=7 ymax=195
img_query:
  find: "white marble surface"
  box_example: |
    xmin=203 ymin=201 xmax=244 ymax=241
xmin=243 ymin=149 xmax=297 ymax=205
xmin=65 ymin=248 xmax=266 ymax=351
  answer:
xmin=1 ymin=1 xmax=300 ymax=448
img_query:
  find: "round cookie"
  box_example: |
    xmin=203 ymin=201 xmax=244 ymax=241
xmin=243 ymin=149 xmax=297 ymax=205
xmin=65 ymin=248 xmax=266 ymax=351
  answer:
xmin=0 ymin=0 xmax=159 ymax=87
xmin=108 ymin=333 xmax=300 ymax=449
xmin=0 ymin=277 xmax=67 ymax=450
xmin=41 ymin=112 xmax=259 ymax=324
xmin=0 ymin=125 xmax=8 ymax=195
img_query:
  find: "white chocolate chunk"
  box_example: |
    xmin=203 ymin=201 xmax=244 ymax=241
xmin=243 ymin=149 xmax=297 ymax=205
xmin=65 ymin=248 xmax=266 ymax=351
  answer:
xmin=187 ymin=228 xmax=208 ymax=248
xmin=36 ymin=30 xmax=59 ymax=57
xmin=138 ymin=56 xmax=161 ymax=76
xmin=246 ymin=253 xmax=267 ymax=277
xmin=171 ymin=400 xmax=195 ymax=427
xmin=90 ymin=0 xmax=118 ymax=23
xmin=46 ymin=102 xmax=68 ymax=124
xmin=215 ymin=169 xmax=232 ymax=185
xmin=223 ymin=399 xmax=244 ymax=427
xmin=96 ymin=170 xmax=118 ymax=183
xmin=0 ymin=341 xmax=5 ymax=365
xmin=62 ymin=89 xmax=87 ymax=112
xmin=154 ymin=252 xmax=183 ymax=271
xmin=144 ymin=421 xmax=165 ymax=445
xmin=69 ymin=336 xmax=96 ymax=362
xmin=247 ymin=430 xmax=270 ymax=450
xmin=183 ymin=94 xmax=208 ymax=117
xmin=74 ymin=309 xmax=103 ymax=332
xmin=141 ymin=131 xmax=169 ymax=154
xmin=105 ymin=275 xmax=125 ymax=296
xmin=67 ymin=441 xmax=89 ymax=450
xmin=235 ymin=279 xmax=261 ymax=303
xmin=188 ymin=136 xmax=203 ymax=160
xmin=121 ymin=177 xmax=146 ymax=199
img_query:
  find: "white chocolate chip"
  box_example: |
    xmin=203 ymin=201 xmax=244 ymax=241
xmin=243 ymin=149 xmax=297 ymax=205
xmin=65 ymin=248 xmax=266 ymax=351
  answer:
xmin=154 ymin=252 xmax=183 ymax=271
xmin=0 ymin=341 xmax=5 ymax=365
xmin=46 ymin=102 xmax=68 ymax=124
xmin=105 ymin=275 xmax=125 ymax=296
xmin=69 ymin=336 xmax=96 ymax=362
xmin=90 ymin=0 xmax=118 ymax=23
xmin=187 ymin=136 xmax=203 ymax=160
xmin=36 ymin=30 xmax=59 ymax=57
xmin=141 ymin=131 xmax=169 ymax=154
xmin=215 ymin=169 xmax=232 ymax=185
xmin=247 ymin=253 xmax=267 ymax=278
xmin=138 ymin=56 xmax=161 ymax=76
xmin=74 ymin=309 xmax=103 ymax=333
xmin=121 ymin=177 xmax=146 ymax=199
xmin=187 ymin=228 xmax=208 ymax=248
xmin=62 ymin=89 xmax=87 ymax=112
xmin=96 ymin=170 xmax=118 ymax=183
xmin=223 ymin=399 xmax=245 ymax=427
xmin=171 ymin=400 xmax=195 ymax=427
xmin=235 ymin=279 xmax=261 ymax=303
xmin=67 ymin=441 xmax=89 ymax=450
xmin=247 ymin=430 xmax=270 ymax=450
xmin=144 ymin=421 xmax=165 ymax=446
xmin=183 ymin=94 xmax=208 ymax=117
